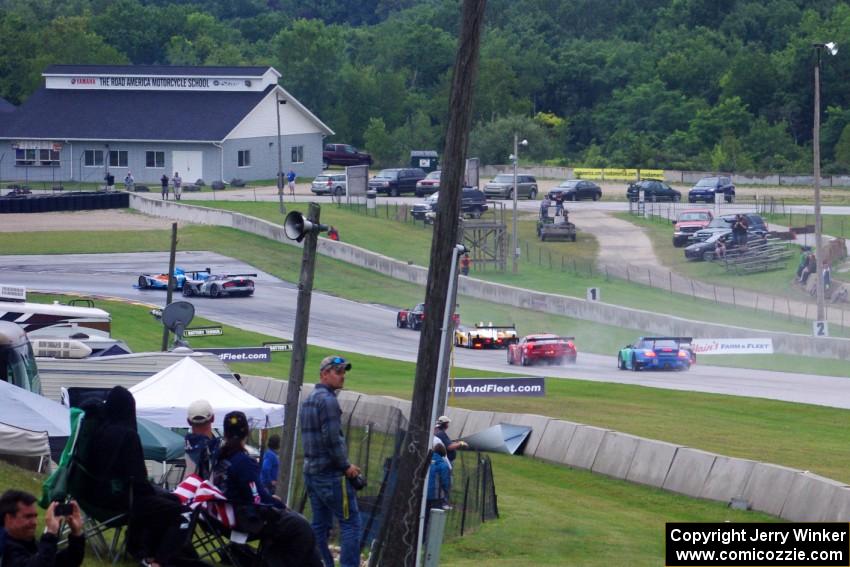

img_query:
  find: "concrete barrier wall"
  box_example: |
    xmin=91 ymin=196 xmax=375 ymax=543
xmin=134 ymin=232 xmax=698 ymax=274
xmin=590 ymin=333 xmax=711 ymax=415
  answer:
xmin=241 ymin=375 xmax=849 ymax=521
xmin=131 ymin=196 xmax=850 ymax=361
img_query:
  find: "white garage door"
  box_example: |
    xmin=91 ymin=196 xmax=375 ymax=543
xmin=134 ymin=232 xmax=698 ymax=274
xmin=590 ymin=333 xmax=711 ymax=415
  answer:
xmin=171 ymin=151 xmax=203 ymax=180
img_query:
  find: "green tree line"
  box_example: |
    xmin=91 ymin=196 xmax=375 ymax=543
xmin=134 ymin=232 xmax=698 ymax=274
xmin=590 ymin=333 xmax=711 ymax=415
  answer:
xmin=3 ymin=0 xmax=850 ymax=173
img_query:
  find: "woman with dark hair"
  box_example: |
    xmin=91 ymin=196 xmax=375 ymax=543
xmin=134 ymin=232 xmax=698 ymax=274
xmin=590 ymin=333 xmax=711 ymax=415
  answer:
xmin=212 ymin=412 xmax=322 ymax=567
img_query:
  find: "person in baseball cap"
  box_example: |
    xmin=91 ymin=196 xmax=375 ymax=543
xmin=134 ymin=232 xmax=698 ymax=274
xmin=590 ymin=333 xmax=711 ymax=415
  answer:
xmin=319 ymin=355 xmax=352 ymax=373
xmin=434 ymin=414 xmax=467 ymax=464
xmin=184 ymin=399 xmax=219 ymax=478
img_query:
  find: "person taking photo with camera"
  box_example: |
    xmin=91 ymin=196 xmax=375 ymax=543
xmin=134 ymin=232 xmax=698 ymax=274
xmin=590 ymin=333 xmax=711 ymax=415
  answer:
xmin=0 ymin=490 xmax=85 ymax=567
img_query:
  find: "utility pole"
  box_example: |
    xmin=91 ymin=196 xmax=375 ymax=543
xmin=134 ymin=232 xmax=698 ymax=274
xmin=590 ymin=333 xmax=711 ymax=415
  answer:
xmin=160 ymin=222 xmax=177 ymax=351
xmin=276 ymin=93 xmax=286 ymax=215
xmin=277 ymin=202 xmax=321 ymax=504
xmin=512 ymin=133 xmax=518 ymax=273
xmin=371 ymin=1 xmax=487 ymax=565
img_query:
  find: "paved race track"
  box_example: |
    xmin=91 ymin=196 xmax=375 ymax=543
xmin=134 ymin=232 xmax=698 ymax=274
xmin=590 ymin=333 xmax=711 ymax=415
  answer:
xmin=2 ymin=252 xmax=849 ymax=410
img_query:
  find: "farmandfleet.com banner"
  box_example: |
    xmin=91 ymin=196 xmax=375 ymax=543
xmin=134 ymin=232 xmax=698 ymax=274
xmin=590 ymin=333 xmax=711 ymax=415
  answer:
xmin=691 ymin=338 xmax=774 ymax=355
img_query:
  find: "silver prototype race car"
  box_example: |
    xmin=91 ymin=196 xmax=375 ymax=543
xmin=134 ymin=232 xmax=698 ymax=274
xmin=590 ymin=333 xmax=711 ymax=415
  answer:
xmin=181 ymin=271 xmax=257 ymax=298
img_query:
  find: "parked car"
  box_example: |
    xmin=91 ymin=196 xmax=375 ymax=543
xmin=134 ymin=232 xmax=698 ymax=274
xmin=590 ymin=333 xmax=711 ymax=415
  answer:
xmin=617 ymin=336 xmax=692 ymax=371
xmin=547 ymin=179 xmax=601 ymax=202
xmin=310 ymin=172 xmax=347 ymax=197
xmin=626 ymin=179 xmax=681 ymax=202
xmin=415 ymin=170 xmax=441 ymax=197
xmin=322 ymin=143 xmax=372 ymax=168
xmin=672 ymin=209 xmax=713 ymax=247
xmin=483 ymin=174 xmax=538 ymax=200
xmin=684 ymin=229 xmax=732 ymax=261
xmin=415 ymin=188 xmax=489 ymax=222
xmin=688 ymin=176 xmax=736 ymax=203
xmin=369 ymin=168 xmax=427 ymax=196
xmin=692 ymin=213 xmax=767 ymax=242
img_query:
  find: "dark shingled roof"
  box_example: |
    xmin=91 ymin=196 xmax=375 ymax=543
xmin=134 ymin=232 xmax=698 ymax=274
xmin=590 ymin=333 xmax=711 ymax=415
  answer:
xmin=0 ymin=97 xmax=15 ymax=113
xmin=43 ymin=64 xmax=273 ymax=77
xmin=0 ymin=86 xmax=275 ymax=141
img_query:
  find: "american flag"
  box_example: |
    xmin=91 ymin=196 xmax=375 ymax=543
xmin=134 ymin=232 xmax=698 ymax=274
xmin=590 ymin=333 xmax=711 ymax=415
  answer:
xmin=173 ymin=473 xmax=236 ymax=528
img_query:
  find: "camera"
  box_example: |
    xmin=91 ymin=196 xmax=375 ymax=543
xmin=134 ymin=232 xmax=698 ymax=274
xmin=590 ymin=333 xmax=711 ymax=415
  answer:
xmin=53 ymin=502 xmax=73 ymax=517
xmin=348 ymin=474 xmax=367 ymax=491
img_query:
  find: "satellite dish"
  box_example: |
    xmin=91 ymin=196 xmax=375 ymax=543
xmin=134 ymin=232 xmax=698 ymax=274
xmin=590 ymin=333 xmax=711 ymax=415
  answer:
xmin=161 ymin=301 xmax=195 ymax=348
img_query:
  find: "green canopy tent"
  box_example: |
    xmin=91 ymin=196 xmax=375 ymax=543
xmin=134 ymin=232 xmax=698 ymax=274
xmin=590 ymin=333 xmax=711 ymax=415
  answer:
xmin=137 ymin=417 xmax=185 ymax=461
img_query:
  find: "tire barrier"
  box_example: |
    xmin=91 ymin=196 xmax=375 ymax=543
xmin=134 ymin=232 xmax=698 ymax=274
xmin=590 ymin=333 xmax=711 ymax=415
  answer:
xmin=0 ymin=191 xmax=130 ymax=213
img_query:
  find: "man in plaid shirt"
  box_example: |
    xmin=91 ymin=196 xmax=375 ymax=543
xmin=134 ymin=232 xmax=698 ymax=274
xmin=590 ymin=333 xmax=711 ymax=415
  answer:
xmin=301 ymin=355 xmax=362 ymax=567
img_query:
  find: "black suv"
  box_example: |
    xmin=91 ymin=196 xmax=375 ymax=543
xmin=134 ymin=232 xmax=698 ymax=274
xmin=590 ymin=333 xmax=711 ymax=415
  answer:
xmin=412 ymin=188 xmax=489 ymax=222
xmin=368 ymin=168 xmax=427 ymax=196
xmin=626 ymin=179 xmax=681 ymax=202
xmin=692 ymin=213 xmax=767 ymax=241
xmin=688 ymin=176 xmax=736 ymax=203
xmin=547 ymin=179 xmax=602 ymax=201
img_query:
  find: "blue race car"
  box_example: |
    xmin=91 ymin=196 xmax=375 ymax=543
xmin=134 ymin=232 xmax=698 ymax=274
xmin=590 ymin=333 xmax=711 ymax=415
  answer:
xmin=136 ymin=267 xmax=209 ymax=290
xmin=617 ymin=336 xmax=693 ymax=371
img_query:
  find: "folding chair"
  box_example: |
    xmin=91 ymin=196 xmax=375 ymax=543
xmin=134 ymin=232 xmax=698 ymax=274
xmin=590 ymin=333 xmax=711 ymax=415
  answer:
xmin=175 ymin=474 xmax=264 ymax=567
xmin=45 ymin=407 xmax=132 ymax=565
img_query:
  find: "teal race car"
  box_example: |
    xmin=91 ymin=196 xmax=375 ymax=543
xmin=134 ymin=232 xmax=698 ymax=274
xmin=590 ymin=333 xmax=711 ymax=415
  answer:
xmin=617 ymin=337 xmax=693 ymax=371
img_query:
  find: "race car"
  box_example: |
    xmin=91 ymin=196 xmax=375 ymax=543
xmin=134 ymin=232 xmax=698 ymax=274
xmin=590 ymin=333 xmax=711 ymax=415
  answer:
xmin=617 ymin=336 xmax=693 ymax=371
xmin=507 ymin=334 xmax=577 ymax=366
xmin=455 ymin=323 xmax=518 ymax=349
xmin=396 ymin=303 xmax=460 ymax=331
xmin=136 ymin=267 xmax=201 ymax=290
xmin=182 ymin=272 xmax=256 ymax=298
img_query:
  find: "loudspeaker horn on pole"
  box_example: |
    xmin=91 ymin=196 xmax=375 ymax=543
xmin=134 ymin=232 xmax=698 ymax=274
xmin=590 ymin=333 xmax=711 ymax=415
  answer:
xmin=284 ymin=210 xmax=328 ymax=242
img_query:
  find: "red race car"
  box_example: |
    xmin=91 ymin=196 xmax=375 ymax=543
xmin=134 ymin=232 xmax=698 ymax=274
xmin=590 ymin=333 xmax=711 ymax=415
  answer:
xmin=507 ymin=334 xmax=577 ymax=366
xmin=396 ymin=303 xmax=459 ymax=331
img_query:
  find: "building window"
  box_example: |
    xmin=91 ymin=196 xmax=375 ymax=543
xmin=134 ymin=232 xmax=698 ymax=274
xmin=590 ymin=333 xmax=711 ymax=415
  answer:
xmin=291 ymin=145 xmax=304 ymax=164
xmin=84 ymin=150 xmax=104 ymax=167
xmin=14 ymin=148 xmax=36 ymax=166
xmin=238 ymin=150 xmax=251 ymax=167
xmin=145 ymin=151 xmax=164 ymax=168
xmin=109 ymin=150 xmax=128 ymax=168
xmin=39 ymin=149 xmax=60 ymax=166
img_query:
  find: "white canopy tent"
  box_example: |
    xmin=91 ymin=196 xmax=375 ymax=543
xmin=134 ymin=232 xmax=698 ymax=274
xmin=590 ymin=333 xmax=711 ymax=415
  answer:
xmin=129 ymin=357 xmax=284 ymax=429
xmin=0 ymin=422 xmax=50 ymax=458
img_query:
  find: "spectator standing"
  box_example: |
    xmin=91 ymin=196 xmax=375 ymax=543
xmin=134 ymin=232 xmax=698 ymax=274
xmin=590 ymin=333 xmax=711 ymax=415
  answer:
xmin=824 ymin=263 xmax=832 ymax=291
xmin=433 ymin=416 xmax=468 ymax=466
xmin=0 ymin=491 xmax=85 ymax=567
xmin=427 ymin=443 xmax=452 ymax=510
xmin=328 ymin=226 xmax=340 ymax=241
xmin=300 ymin=356 xmax=362 ymax=567
xmin=460 ymin=253 xmax=471 ymax=276
xmin=160 ymin=174 xmax=169 ymax=200
xmin=796 ymin=247 xmax=811 ymax=280
xmin=172 ymin=172 xmax=182 ymax=201
xmin=260 ymin=435 xmax=280 ymax=495
xmin=287 ymin=169 xmax=296 ymax=196
xmin=104 ymin=172 xmax=115 ymax=192
xmin=213 ymin=412 xmax=321 ymax=567
xmin=184 ymin=399 xmax=220 ymax=479
xmin=732 ymin=215 xmax=748 ymax=247
xmin=124 ymin=171 xmax=135 ymax=192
